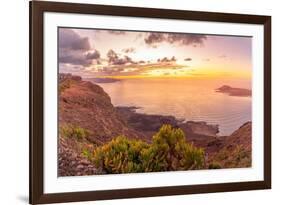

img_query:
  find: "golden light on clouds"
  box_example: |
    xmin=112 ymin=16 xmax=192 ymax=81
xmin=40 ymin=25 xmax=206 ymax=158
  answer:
xmin=59 ymin=28 xmax=252 ymax=81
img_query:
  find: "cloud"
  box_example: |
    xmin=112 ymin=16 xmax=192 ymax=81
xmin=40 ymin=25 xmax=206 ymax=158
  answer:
xmin=107 ymin=49 xmax=134 ymax=65
xmin=97 ymin=66 xmax=125 ymax=75
xmin=94 ymin=53 xmax=185 ymax=76
xmin=86 ymin=50 xmax=100 ymax=60
xmin=107 ymin=49 xmax=119 ymax=64
xmin=157 ymin=56 xmax=177 ymax=63
xmin=59 ymin=29 xmax=90 ymax=51
xmin=122 ymin=47 xmax=136 ymax=53
xmin=184 ymin=57 xmax=192 ymax=61
xmin=144 ymin=32 xmax=207 ymax=47
xmin=58 ymin=29 xmax=100 ymax=67
xmin=92 ymin=60 xmax=186 ymax=77
xmin=144 ymin=33 xmax=166 ymax=45
xmin=59 ymin=49 xmax=101 ymax=67
xmin=114 ymin=56 xmax=133 ymax=65
xmin=167 ymin=34 xmax=206 ymax=46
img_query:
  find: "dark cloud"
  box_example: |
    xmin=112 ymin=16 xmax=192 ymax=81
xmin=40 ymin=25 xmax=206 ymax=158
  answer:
xmin=59 ymin=29 xmax=100 ymax=67
xmin=203 ymin=58 xmax=210 ymax=62
xmin=86 ymin=50 xmax=100 ymax=60
xmin=59 ymin=49 xmax=101 ymax=67
xmin=144 ymin=32 xmax=207 ymax=47
xmin=144 ymin=33 xmax=166 ymax=45
xmin=157 ymin=56 xmax=177 ymax=63
xmin=122 ymin=47 xmax=136 ymax=53
xmin=107 ymin=49 xmax=118 ymax=63
xmin=114 ymin=56 xmax=133 ymax=65
xmin=107 ymin=49 xmax=134 ymax=65
xmin=59 ymin=29 xmax=90 ymax=51
xmin=184 ymin=57 xmax=192 ymax=61
xmin=167 ymin=34 xmax=206 ymax=45
xmin=219 ymin=55 xmax=227 ymax=58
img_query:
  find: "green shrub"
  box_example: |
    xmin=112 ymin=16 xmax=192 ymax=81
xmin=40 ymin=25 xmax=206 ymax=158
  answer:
xmin=60 ymin=124 xmax=90 ymax=140
xmin=93 ymin=136 xmax=149 ymax=173
xmin=141 ymin=125 xmax=205 ymax=172
xmin=93 ymin=124 xmax=205 ymax=174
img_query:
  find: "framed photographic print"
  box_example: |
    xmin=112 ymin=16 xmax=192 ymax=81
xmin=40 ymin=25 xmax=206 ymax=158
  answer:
xmin=29 ymin=1 xmax=271 ymax=204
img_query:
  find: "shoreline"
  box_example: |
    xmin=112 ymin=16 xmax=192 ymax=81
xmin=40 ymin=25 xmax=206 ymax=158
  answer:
xmin=116 ymin=106 xmax=220 ymax=138
xmin=116 ymin=106 xmax=251 ymax=137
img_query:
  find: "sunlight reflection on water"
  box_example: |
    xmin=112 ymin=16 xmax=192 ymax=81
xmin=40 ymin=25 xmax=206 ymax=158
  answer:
xmin=94 ymin=78 xmax=251 ymax=136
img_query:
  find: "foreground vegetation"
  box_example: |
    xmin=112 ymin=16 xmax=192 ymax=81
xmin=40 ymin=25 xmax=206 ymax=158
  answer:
xmin=92 ymin=124 xmax=205 ymax=173
xmin=59 ymin=123 xmax=251 ymax=174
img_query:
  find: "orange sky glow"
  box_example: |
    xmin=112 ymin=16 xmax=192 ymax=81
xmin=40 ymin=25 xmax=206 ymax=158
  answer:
xmin=59 ymin=28 xmax=252 ymax=80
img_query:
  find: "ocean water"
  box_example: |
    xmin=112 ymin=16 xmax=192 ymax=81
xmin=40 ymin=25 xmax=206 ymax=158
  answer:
xmin=93 ymin=78 xmax=252 ymax=136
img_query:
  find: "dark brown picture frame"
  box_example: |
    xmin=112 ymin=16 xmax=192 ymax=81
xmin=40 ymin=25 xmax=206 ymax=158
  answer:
xmin=30 ymin=1 xmax=271 ymax=204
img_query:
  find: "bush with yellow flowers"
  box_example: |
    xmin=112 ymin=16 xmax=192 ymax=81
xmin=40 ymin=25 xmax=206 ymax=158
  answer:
xmin=93 ymin=124 xmax=205 ymax=174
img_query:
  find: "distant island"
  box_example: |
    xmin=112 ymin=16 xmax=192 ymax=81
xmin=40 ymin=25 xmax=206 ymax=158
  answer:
xmin=83 ymin=77 xmax=121 ymax=83
xmin=215 ymin=85 xmax=251 ymax=97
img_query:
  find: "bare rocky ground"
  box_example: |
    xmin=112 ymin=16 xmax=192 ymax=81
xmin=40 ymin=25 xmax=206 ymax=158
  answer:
xmin=58 ymin=137 xmax=104 ymax=176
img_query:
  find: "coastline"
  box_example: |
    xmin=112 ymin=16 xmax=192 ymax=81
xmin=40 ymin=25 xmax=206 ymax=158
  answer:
xmin=116 ymin=106 xmax=219 ymax=138
xmin=116 ymin=105 xmax=251 ymax=162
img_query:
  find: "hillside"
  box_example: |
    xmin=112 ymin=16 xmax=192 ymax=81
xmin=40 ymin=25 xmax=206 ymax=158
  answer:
xmin=208 ymin=122 xmax=252 ymax=168
xmin=59 ymin=74 xmax=145 ymax=144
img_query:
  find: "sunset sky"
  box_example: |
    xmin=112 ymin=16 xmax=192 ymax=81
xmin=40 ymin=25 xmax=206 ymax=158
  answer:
xmin=58 ymin=28 xmax=252 ymax=79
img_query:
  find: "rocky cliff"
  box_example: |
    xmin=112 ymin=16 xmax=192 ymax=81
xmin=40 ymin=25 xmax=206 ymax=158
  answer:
xmin=59 ymin=75 xmax=145 ymax=144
